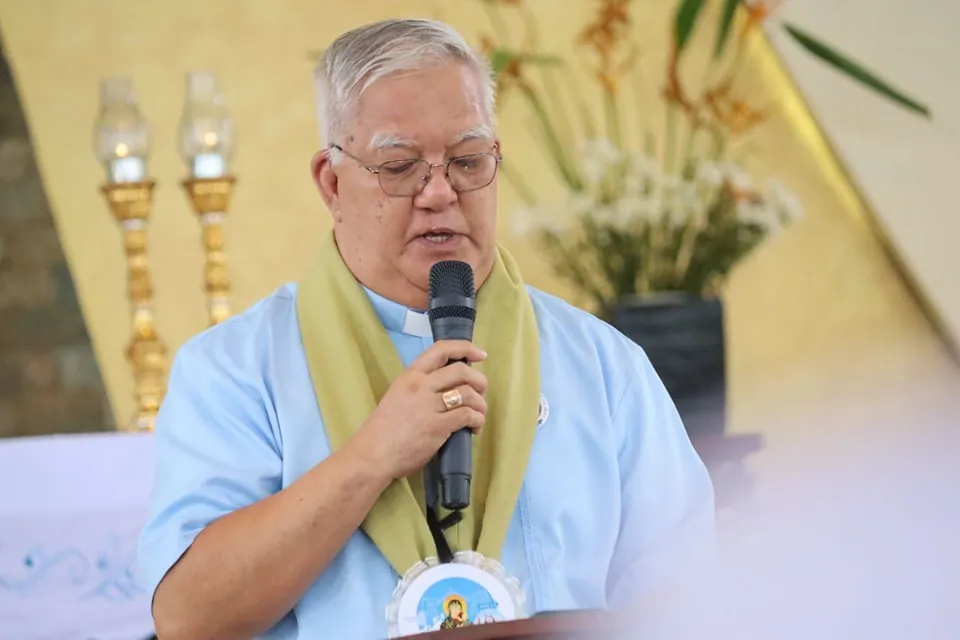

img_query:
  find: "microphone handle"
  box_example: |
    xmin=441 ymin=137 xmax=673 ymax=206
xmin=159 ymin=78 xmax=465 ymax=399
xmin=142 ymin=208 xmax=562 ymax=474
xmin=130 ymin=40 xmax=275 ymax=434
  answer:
xmin=429 ymin=313 xmax=475 ymax=511
xmin=439 ymin=356 xmax=472 ymax=511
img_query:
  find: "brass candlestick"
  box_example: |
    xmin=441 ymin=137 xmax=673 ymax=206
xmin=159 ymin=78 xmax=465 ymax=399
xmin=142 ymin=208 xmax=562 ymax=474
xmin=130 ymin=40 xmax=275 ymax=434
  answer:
xmin=100 ymin=180 xmax=168 ymax=431
xmin=182 ymin=176 xmax=235 ymax=326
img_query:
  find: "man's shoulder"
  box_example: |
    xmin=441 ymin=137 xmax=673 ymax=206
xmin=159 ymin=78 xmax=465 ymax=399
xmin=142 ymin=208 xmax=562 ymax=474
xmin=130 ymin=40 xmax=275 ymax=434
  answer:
xmin=525 ymin=285 xmax=635 ymax=352
xmin=175 ymin=282 xmax=300 ymax=366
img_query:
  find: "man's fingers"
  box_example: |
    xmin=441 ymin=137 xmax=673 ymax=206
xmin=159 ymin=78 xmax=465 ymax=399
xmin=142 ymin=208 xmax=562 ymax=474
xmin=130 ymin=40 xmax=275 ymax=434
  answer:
xmin=440 ymin=407 xmax=485 ymax=434
xmin=434 ymin=384 xmax=487 ymax=415
xmin=427 ymin=364 xmax=487 ymax=395
xmin=410 ymin=340 xmax=487 ymax=373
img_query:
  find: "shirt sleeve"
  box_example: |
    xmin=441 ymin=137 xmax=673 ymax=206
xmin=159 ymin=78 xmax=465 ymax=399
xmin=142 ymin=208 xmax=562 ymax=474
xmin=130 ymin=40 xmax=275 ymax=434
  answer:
xmin=137 ymin=334 xmax=283 ymax=603
xmin=605 ymin=339 xmax=717 ymax=609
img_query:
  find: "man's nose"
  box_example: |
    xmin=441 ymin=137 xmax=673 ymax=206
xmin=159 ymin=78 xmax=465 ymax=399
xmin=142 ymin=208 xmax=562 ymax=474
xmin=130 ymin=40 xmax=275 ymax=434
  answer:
xmin=414 ymin=165 xmax=458 ymax=208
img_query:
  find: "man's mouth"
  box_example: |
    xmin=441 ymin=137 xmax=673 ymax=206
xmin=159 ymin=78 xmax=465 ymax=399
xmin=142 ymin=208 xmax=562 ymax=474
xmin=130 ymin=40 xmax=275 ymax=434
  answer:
xmin=423 ymin=232 xmax=455 ymax=244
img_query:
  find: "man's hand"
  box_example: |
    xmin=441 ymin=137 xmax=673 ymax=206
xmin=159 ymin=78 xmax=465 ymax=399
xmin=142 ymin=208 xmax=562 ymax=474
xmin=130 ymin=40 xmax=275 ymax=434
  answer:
xmin=353 ymin=340 xmax=488 ymax=481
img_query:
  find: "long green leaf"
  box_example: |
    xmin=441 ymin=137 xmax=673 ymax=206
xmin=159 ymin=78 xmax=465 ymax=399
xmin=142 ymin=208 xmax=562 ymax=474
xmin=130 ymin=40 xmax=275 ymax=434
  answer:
xmin=524 ymin=53 xmax=564 ymax=65
xmin=674 ymin=0 xmax=707 ymax=55
xmin=541 ymin=65 xmax=580 ymax=170
xmin=567 ymin=66 xmax=598 ymax=140
xmin=489 ymin=49 xmax=515 ymax=76
xmin=782 ymin=22 xmax=931 ymax=118
xmin=489 ymin=48 xmax=562 ymax=76
xmin=713 ymin=0 xmax=741 ymax=59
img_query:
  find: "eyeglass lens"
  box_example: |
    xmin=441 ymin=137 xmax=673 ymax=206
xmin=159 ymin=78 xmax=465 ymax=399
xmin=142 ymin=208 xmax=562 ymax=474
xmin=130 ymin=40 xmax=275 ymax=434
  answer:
xmin=378 ymin=153 xmax=499 ymax=196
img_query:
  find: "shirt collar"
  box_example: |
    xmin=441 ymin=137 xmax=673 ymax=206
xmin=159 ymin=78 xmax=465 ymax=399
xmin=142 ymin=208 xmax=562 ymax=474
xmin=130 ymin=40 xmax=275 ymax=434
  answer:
xmin=363 ymin=286 xmax=434 ymax=338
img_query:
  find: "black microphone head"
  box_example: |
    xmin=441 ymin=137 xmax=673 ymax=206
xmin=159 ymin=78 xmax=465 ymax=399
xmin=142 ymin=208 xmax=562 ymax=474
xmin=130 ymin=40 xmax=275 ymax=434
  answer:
xmin=429 ymin=260 xmax=476 ymax=300
xmin=428 ymin=261 xmax=477 ymax=321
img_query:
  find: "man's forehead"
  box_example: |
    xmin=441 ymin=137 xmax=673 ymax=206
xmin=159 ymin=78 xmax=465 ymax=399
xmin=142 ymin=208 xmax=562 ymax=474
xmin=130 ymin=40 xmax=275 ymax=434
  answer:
xmin=366 ymin=124 xmax=494 ymax=152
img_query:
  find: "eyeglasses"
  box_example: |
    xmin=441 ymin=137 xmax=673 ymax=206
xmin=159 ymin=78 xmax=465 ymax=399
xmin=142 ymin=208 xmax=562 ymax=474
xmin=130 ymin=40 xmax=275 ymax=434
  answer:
xmin=329 ymin=143 xmax=502 ymax=197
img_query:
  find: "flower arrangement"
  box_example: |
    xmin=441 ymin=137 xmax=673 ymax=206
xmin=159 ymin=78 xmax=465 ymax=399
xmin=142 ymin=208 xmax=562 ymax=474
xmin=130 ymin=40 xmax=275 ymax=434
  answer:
xmin=514 ymin=143 xmax=802 ymax=307
xmin=474 ymin=0 xmax=929 ymax=315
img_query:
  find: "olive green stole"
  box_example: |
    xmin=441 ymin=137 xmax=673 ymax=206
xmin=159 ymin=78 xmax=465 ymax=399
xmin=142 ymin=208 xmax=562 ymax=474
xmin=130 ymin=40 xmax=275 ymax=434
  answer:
xmin=296 ymin=231 xmax=540 ymax=576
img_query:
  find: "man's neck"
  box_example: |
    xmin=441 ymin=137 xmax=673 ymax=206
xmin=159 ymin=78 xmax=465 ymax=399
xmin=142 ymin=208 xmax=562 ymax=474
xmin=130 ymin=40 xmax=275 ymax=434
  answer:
xmin=363 ymin=281 xmax=428 ymax=312
xmin=332 ymin=232 xmax=429 ymax=310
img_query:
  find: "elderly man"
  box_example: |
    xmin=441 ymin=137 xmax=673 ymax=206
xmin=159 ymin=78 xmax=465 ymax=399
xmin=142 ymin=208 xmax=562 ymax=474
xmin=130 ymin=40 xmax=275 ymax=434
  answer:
xmin=138 ymin=17 xmax=714 ymax=640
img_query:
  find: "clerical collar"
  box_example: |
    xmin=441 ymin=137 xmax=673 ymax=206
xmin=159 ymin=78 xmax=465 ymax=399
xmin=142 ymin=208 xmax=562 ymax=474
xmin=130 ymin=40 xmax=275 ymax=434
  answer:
xmin=363 ymin=287 xmax=433 ymax=338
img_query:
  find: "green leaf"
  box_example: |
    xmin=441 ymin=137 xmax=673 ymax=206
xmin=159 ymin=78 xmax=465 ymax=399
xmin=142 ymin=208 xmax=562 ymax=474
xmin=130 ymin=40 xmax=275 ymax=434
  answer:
xmin=713 ymin=0 xmax=741 ymax=59
xmin=523 ymin=53 xmax=564 ymax=66
xmin=674 ymin=0 xmax=707 ymax=55
xmin=782 ymin=22 xmax=931 ymax=118
xmin=488 ymin=48 xmax=562 ymax=76
xmin=489 ymin=48 xmax=516 ymax=76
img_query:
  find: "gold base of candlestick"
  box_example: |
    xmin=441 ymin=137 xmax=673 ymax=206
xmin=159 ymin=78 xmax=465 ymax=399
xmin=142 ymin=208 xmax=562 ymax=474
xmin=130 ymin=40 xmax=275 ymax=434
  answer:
xmin=182 ymin=176 xmax=236 ymax=327
xmin=100 ymin=180 xmax=169 ymax=432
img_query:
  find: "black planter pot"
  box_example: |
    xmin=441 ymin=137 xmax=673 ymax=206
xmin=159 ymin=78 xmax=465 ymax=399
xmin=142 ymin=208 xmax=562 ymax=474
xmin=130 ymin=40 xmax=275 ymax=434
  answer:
xmin=607 ymin=293 xmax=726 ymax=439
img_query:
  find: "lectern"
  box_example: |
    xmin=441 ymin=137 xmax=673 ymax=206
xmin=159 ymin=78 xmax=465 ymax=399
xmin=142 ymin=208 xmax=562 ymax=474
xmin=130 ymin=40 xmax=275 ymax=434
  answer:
xmin=402 ymin=610 xmax=632 ymax=639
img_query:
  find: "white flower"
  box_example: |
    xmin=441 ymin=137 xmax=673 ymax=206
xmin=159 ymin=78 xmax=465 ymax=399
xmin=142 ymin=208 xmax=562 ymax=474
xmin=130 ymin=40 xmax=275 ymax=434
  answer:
xmin=617 ymin=153 xmax=659 ymax=197
xmin=719 ymin=162 xmax=754 ymax=192
xmin=695 ymin=161 xmax=724 ymax=189
xmin=733 ymin=180 xmax=804 ymax=236
xmin=767 ymin=180 xmax=804 ymax=223
xmin=658 ymin=173 xmax=683 ymax=213
xmin=677 ymin=181 xmax=701 ymax=211
xmin=510 ymin=203 xmax=570 ymax=237
xmin=580 ymin=138 xmax=623 ymax=186
xmin=660 ymin=180 xmax=700 ymax=227
xmin=581 ymin=138 xmax=622 ymax=166
xmin=627 ymin=151 xmax=659 ymax=179
xmin=614 ymin=195 xmax=649 ymax=225
xmin=569 ymin=193 xmax=596 ymax=217
xmin=735 ymin=199 xmax=761 ymax=223
xmin=637 ymin=189 xmax=664 ymax=222
xmin=592 ymin=204 xmax=619 ymax=225
xmin=581 ymin=156 xmax=606 ymax=186
xmin=623 ymin=171 xmax=646 ymax=197
xmin=581 ymin=158 xmax=607 ymax=186
xmin=538 ymin=211 xmax=567 ymax=235
xmin=661 ymin=173 xmax=682 ymax=193
xmin=510 ymin=205 xmax=540 ymax=238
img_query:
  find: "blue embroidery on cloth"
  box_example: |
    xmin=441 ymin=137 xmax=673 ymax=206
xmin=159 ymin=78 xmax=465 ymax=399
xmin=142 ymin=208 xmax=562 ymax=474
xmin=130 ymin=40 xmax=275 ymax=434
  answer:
xmin=0 ymin=535 xmax=146 ymax=602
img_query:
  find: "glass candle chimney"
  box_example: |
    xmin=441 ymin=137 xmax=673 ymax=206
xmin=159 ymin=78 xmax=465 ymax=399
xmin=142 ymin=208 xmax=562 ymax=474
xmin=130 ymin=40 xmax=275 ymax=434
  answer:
xmin=178 ymin=71 xmax=235 ymax=179
xmin=94 ymin=77 xmax=149 ymax=183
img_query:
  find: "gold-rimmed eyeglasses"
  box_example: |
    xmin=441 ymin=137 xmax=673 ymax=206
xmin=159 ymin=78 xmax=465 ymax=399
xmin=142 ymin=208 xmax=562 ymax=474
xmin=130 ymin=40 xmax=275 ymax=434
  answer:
xmin=329 ymin=143 xmax=502 ymax=197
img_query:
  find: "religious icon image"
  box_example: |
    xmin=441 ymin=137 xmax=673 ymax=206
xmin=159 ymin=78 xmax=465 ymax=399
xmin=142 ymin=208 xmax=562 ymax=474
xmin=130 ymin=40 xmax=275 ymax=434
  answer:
xmin=411 ymin=573 xmax=511 ymax=632
xmin=439 ymin=595 xmax=469 ymax=629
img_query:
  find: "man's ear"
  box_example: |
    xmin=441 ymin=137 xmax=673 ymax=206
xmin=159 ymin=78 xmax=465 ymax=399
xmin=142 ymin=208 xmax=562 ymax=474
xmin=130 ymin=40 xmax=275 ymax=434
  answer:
xmin=311 ymin=149 xmax=341 ymax=222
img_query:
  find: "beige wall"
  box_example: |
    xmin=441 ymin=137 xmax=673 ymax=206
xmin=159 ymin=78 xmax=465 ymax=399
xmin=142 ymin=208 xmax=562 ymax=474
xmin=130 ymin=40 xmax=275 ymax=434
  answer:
xmin=0 ymin=0 xmax=956 ymax=491
xmin=770 ymin=0 xmax=960 ymax=353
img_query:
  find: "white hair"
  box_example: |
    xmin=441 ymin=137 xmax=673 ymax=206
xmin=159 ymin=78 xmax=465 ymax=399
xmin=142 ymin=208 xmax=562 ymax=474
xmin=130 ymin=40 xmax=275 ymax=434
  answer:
xmin=313 ymin=19 xmax=496 ymax=151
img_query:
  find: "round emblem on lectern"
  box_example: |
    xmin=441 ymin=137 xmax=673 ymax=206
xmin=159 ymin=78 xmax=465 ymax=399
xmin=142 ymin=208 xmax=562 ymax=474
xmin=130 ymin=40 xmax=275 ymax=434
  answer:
xmin=385 ymin=551 xmax=526 ymax=637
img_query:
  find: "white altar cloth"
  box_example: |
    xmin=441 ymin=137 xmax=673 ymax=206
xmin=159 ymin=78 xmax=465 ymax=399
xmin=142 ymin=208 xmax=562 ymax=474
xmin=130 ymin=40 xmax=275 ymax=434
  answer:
xmin=0 ymin=432 xmax=156 ymax=640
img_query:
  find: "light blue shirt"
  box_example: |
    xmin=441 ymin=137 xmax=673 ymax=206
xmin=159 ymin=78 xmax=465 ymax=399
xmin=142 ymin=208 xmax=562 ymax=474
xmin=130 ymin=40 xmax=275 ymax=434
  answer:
xmin=139 ymin=282 xmax=715 ymax=639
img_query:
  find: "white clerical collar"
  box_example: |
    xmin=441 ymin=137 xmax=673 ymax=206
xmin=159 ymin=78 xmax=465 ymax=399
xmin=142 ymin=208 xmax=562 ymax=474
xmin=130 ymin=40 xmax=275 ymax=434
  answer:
xmin=400 ymin=308 xmax=433 ymax=338
xmin=363 ymin=287 xmax=434 ymax=338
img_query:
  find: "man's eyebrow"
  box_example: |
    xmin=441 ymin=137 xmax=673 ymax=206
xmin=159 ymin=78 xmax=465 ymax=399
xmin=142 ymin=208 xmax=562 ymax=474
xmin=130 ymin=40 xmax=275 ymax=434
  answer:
xmin=367 ymin=133 xmax=417 ymax=152
xmin=451 ymin=124 xmax=494 ymax=146
xmin=366 ymin=124 xmax=495 ymax=153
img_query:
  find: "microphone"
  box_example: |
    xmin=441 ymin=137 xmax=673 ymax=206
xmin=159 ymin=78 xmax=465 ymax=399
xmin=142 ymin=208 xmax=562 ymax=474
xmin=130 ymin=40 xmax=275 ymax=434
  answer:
xmin=427 ymin=260 xmax=477 ymax=511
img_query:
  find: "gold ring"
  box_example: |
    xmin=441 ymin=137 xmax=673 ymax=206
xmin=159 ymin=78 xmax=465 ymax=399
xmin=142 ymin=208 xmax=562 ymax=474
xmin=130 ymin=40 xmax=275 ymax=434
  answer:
xmin=441 ymin=389 xmax=463 ymax=411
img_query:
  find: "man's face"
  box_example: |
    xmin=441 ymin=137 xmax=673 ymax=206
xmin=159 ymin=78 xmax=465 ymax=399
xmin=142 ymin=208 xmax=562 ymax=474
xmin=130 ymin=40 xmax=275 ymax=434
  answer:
xmin=313 ymin=62 xmax=499 ymax=309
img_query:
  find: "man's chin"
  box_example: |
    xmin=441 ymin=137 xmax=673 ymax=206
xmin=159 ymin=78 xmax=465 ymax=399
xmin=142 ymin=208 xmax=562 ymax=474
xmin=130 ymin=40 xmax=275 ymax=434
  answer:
xmin=409 ymin=239 xmax=481 ymax=275
xmin=403 ymin=238 xmax=494 ymax=291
